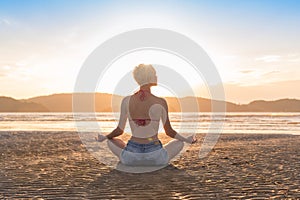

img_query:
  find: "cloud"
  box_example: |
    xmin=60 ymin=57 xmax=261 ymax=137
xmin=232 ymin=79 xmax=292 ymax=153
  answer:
xmin=255 ymin=55 xmax=281 ymax=63
xmin=0 ymin=65 xmax=12 ymax=77
xmin=0 ymin=18 xmax=11 ymax=26
xmin=288 ymin=58 xmax=300 ymax=62
xmin=1 ymin=65 xmax=11 ymax=70
xmin=262 ymin=70 xmax=280 ymax=77
xmin=287 ymin=54 xmax=300 ymax=63
xmin=240 ymin=70 xmax=254 ymax=74
xmin=223 ymin=55 xmax=237 ymax=60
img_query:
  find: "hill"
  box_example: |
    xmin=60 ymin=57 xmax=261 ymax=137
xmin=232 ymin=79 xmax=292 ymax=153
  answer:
xmin=0 ymin=96 xmax=48 ymax=112
xmin=27 ymin=93 xmax=124 ymax=112
xmin=1 ymin=93 xmax=299 ymax=112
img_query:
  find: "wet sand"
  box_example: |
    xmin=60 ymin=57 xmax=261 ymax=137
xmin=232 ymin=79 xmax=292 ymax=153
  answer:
xmin=0 ymin=131 xmax=299 ymax=199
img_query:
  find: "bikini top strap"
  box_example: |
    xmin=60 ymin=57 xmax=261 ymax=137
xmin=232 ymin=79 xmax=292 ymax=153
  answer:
xmin=134 ymin=89 xmax=149 ymax=101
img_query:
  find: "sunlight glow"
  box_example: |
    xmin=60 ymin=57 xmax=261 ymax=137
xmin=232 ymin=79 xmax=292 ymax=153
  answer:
xmin=97 ymin=50 xmax=206 ymax=97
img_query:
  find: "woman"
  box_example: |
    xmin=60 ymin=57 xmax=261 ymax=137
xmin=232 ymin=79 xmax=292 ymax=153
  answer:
xmin=96 ymin=64 xmax=197 ymax=166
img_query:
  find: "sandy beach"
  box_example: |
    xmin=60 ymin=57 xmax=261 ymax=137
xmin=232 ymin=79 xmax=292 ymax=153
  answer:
xmin=0 ymin=131 xmax=299 ymax=199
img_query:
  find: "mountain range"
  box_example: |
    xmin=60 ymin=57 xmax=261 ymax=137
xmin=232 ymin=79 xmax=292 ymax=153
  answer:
xmin=0 ymin=93 xmax=300 ymax=112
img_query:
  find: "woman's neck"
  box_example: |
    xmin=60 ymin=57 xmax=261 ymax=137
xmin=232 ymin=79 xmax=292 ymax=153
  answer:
xmin=139 ymin=85 xmax=151 ymax=93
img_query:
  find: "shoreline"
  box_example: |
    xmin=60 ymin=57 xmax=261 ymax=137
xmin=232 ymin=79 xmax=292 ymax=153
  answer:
xmin=0 ymin=131 xmax=299 ymax=199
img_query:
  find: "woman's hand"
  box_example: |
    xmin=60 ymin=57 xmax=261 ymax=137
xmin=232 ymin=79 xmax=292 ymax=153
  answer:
xmin=186 ymin=134 xmax=197 ymax=144
xmin=174 ymin=133 xmax=197 ymax=144
xmin=95 ymin=134 xmax=107 ymax=142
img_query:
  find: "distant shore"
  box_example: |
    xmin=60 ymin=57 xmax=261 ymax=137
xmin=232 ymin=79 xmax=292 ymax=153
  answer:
xmin=0 ymin=131 xmax=299 ymax=199
xmin=1 ymin=93 xmax=300 ymax=112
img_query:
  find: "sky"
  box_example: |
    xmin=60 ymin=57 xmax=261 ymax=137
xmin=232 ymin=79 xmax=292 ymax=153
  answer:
xmin=0 ymin=0 xmax=300 ymax=104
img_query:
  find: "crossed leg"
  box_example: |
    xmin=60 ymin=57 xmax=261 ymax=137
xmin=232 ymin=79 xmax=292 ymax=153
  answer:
xmin=107 ymin=138 xmax=126 ymax=159
xmin=163 ymin=139 xmax=184 ymax=161
xmin=107 ymin=138 xmax=184 ymax=162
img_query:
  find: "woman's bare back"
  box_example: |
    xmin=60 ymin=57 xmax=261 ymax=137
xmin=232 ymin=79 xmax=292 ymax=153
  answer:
xmin=127 ymin=91 xmax=165 ymax=143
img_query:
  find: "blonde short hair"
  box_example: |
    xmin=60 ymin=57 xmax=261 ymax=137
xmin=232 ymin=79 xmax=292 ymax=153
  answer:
xmin=133 ymin=64 xmax=157 ymax=86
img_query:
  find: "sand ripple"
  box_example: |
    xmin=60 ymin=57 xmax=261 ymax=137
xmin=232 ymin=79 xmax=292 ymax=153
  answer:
xmin=0 ymin=131 xmax=299 ymax=199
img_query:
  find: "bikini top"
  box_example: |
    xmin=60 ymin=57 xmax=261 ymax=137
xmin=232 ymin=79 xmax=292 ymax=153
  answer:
xmin=130 ymin=118 xmax=160 ymax=126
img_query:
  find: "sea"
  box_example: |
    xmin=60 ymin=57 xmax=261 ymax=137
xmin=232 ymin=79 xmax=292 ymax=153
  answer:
xmin=0 ymin=112 xmax=299 ymax=135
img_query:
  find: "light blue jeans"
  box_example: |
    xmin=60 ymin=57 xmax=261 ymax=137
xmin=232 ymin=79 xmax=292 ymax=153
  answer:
xmin=120 ymin=140 xmax=169 ymax=166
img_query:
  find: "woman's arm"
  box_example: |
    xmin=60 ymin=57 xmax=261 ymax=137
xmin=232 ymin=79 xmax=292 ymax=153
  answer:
xmin=161 ymin=98 xmax=197 ymax=144
xmin=105 ymin=127 xmax=124 ymax=139
xmin=161 ymin=99 xmax=177 ymax=138
xmin=96 ymin=97 xmax=128 ymax=142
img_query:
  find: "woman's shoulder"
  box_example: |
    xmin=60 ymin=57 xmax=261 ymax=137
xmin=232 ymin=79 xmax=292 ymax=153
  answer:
xmin=151 ymin=94 xmax=166 ymax=102
xmin=121 ymin=95 xmax=131 ymax=105
xmin=151 ymin=95 xmax=168 ymax=107
xmin=123 ymin=95 xmax=131 ymax=100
